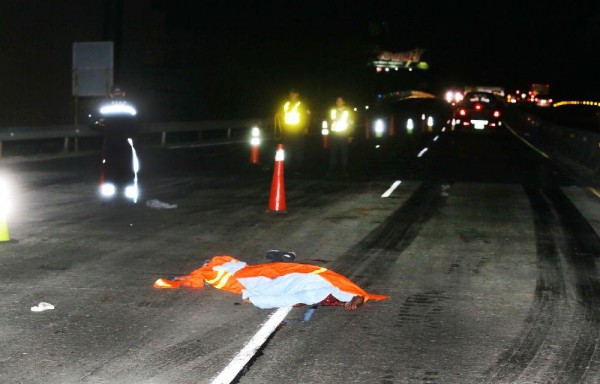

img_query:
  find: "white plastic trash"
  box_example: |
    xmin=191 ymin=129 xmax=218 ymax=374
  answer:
xmin=31 ymin=302 xmax=55 ymax=312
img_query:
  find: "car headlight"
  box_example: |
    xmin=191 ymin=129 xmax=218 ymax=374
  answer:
xmin=100 ymin=183 xmax=116 ymax=198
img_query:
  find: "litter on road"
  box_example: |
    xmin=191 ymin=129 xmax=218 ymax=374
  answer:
xmin=154 ymin=255 xmax=389 ymax=310
xmin=30 ymin=302 xmax=55 ymax=312
xmin=145 ymin=199 xmax=177 ymax=209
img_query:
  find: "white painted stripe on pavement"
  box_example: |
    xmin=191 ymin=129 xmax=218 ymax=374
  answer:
xmin=505 ymin=123 xmax=550 ymax=159
xmin=210 ymin=306 xmax=293 ymax=384
xmin=381 ymin=180 xmax=401 ymax=198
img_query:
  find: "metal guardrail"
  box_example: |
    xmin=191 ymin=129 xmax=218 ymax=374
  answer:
xmin=0 ymin=118 xmax=270 ymax=158
xmin=506 ymin=108 xmax=600 ymax=183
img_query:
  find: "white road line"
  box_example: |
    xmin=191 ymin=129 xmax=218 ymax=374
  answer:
xmin=210 ymin=306 xmax=293 ymax=384
xmin=381 ymin=180 xmax=402 ymax=198
xmin=506 ymin=122 xmax=600 ymax=200
xmin=588 ymin=187 xmax=600 ymax=199
xmin=505 ymin=123 xmax=550 ymax=159
xmin=417 ymin=147 xmax=429 ymax=158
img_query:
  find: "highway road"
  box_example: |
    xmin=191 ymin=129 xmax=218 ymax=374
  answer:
xmin=2 ymin=102 xmax=600 ymax=384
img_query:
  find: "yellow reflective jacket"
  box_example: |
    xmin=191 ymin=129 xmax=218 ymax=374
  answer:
xmin=329 ymin=106 xmax=354 ymax=136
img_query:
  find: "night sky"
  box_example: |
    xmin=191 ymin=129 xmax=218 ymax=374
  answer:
xmin=1 ymin=1 xmax=599 ymax=126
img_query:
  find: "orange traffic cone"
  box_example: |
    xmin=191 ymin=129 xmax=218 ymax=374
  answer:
xmin=250 ymin=145 xmax=260 ymax=164
xmin=267 ymin=144 xmax=286 ymax=212
xmin=250 ymin=126 xmax=261 ymax=164
xmin=99 ymin=161 xmax=105 ymax=185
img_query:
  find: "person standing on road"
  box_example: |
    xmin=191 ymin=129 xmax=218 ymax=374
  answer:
xmin=327 ymin=96 xmax=354 ymax=177
xmin=91 ymin=85 xmax=141 ymax=202
xmin=275 ymin=88 xmax=311 ymax=174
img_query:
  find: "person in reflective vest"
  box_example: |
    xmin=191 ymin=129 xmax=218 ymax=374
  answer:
xmin=91 ymin=85 xmax=140 ymax=202
xmin=327 ymin=96 xmax=354 ymax=177
xmin=154 ymin=255 xmax=389 ymax=310
xmin=275 ymin=88 xmax=311 ymax=173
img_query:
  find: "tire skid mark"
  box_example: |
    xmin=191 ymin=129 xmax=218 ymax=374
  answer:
xmin=486 ymin=187 xmax=600 ymax=383
xmin=333 ymin=181 xmax=448 ymax=288
xmin=544 ymin=188 xmax=600 ymax=383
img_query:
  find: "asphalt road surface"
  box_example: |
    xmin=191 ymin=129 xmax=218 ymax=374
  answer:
xmin=2 ymin=108 xmax=600 ymax=384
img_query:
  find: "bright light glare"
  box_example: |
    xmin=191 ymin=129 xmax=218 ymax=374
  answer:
xmin=445 ymin=91 xmax=454 ymax=103
xmin=321 ymin=121 xmax=328 ymax=129
xmin=374 ymin=119 xmax=385 ymax=134
xmin=0 ymin=178 xmax=10 ymax=217
xmin=250 ymin=137 xmax=261 ymax=146
xmin=406 ymin=118 xmax=414 ymax=131
xmin=427 ymin=116 xmax=434 ymax=127
xmin=100 ymin=103 xmax=137 ymax=116
xmin=100 ymin=183 xmax=116 ymax=197
xmin=125 ymin=185 xmax=139 ymax=200
xmin=321 ymin=128 xmax=329 ymax=136
xmin=251 ymin=127 xmax=260 ymax=137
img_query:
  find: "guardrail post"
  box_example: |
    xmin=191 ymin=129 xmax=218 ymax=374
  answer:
xmin=63 ymin=137 xmax=69 ymax=152
xmin=161 ymin=131 xmax=166 ymax=146
xmin=227 ymin=128 xmax=231 ymax=139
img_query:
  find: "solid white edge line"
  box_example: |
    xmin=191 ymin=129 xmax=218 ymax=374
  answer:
xmin=588 ymin=187 xmax=600 ymax=199
xmin=417 ymin=147 xmax=429 ymax=158
xmin=210 ymin=306 xmax=293 ymax=384
xmin=381 ymin=180 xmax=402 ymax=198
xmin=504 ymin=123 xmax=550 ymax=159
xmin=506 ymin=123 xmax=600 ymax=200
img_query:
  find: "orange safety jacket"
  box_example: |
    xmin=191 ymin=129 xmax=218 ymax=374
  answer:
xmin=154 ymin=255 xmax=389 ymax=304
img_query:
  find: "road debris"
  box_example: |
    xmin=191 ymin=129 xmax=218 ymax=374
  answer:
xmin=31 ymin=302 xmax=54 ymax=312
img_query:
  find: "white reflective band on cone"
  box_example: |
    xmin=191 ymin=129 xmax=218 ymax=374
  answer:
xmin=275 ymin=149 xmax=285 ymax=162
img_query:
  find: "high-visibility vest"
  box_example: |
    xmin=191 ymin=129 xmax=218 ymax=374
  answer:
xmin=283 ymin=101 xmax=302 ymax=127
xmin=154 ymin=255 xmax=245 ymax=293
xmin=329 ymin=107 xmax=352 ymax=134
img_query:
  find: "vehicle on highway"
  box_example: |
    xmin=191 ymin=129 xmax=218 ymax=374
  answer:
xmin=364 ymin=91 xmax=450 ymax=141
xmin=534 ymin=94 xmax=553 ymax=107
xmin=452 ymin=91 xmax=503 ymax=131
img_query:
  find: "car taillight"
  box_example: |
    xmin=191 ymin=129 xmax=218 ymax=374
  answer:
xmin=459 ymin=109 xmax=466 ymax=116
xmin=475 ymin=104 xmax=482 ymax=110
xmin=493 ymin=111 xmax=500 ymax=118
